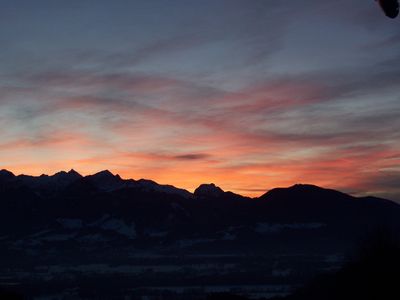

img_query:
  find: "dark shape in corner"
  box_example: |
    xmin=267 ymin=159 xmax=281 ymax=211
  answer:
xmin=274 ymin=229 xmax=400 ymax=300
xmin=377 ymin=0 xmax=399 ymax=18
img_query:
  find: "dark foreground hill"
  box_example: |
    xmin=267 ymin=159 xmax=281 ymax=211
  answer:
xmin=267 ymin=231 xmax=400 ymax=300
xmin=0 ymin=169 xmax=399 ymax=299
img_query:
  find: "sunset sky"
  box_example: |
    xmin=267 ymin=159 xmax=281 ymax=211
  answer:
xmin=0 ymin=0 xmax=399 ymax=200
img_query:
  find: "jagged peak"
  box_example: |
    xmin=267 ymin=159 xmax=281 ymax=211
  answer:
xmin=91 ymin=170 xmax=115 ymax=178
xmin=52 ymin=169 xmax=82 ymax=178
xmin=68 ymin=169 xmax=82 ymax=177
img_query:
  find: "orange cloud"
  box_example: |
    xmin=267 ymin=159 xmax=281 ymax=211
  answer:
xmin=1 ymin=70 xmax=399 ymax=200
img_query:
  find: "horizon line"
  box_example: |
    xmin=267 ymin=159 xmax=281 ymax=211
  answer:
xmin=0 ymin=167 xmax=386 ymax=201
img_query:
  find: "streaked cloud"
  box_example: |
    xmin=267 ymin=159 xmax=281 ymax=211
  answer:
xmin=0 ymin=0 xmax=399 ymax=200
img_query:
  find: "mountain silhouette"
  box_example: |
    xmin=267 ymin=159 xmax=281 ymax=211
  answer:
xmin=1 ymin=170 xmax=399 ymax=238
xmin=194 ymin=183 xmax=225 ymax=198
xmin=1 ymin=169 xmax=399 ymax=298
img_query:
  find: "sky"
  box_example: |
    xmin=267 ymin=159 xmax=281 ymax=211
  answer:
xmin=0 ymin=0 xmax=399 ymax=200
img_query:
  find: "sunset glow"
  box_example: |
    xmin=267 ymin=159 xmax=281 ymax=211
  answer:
xmin=1 ymin=0 xmax=399 ymax=200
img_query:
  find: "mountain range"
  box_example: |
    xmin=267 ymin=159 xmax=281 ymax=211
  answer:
xmin=1 ymin=169 xmax=399 ymax=298
xmin=1 ymin=168 xmax=399 ymax=250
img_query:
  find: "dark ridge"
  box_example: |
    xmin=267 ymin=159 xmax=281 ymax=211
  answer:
xmin=194 ymin=183 xmax=225 ymax=197
xmin=68 ymin=169 xmax=82 ymax=176
xmin=90 ymin=169 xmax=116 ymax=178
xmin=0 ymin=169 xmax=399 ymax=299
xmin=0 ymin=169 xmax=15 ymax=180
xmin=259 ymin=184 xmax=351 ymax=199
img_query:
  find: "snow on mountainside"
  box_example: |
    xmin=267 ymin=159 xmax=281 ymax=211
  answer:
xmin=77 ymin=170 xmax=193 ymax=197
xmin=0 ymin=169 xmax=192 ymax=198
xmin=1 ymin=169 xmax=400 ymax=277
xmin=135 ymin=178 xmax=192 ymax=198
xmin=1 ymin=170 xmax=400 ymax=300
xmin=0 ymin=169 xmax=82 ymax=190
